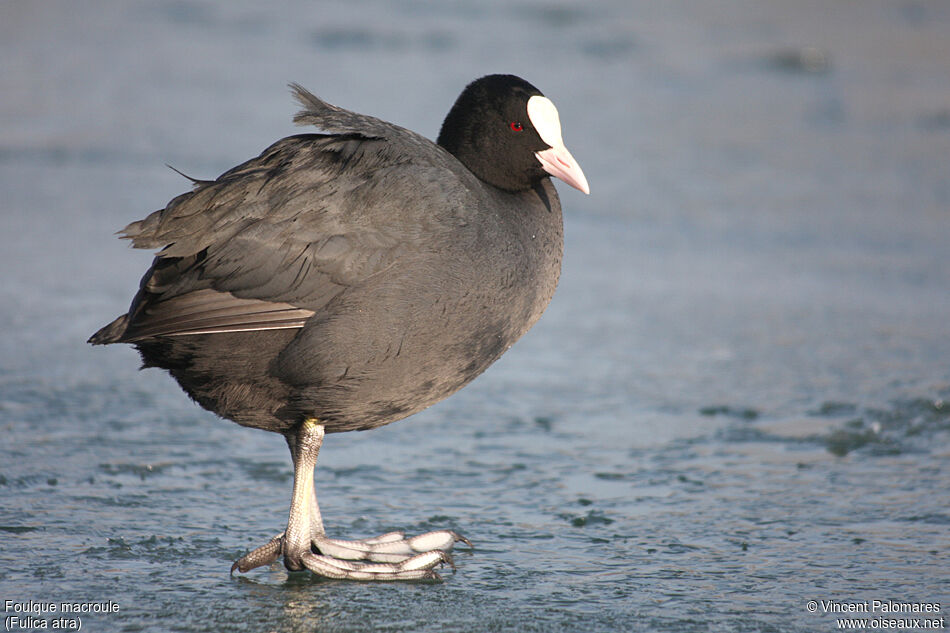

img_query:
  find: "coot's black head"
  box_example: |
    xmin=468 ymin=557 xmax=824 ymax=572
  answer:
xmin=438 ymin=74 xmax=589 ymax=194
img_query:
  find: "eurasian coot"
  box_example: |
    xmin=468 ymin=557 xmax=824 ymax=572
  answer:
xmin=90 ymin=74 xmax=589 ymax=580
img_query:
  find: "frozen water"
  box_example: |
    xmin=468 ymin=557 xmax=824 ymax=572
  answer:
xmin=1 ymin=1 xmax=948 ymax=631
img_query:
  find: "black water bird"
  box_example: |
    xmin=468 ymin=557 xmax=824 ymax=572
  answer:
xmin=90 ymin=74 xmax=589 ymax=580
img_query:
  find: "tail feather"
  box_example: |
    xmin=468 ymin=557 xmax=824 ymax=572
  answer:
xmin=88 ymin=314 xmax=130 ymax=345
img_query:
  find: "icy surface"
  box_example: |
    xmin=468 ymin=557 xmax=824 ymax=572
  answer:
xmin=1 ymin=1 xmax=948 ymax=631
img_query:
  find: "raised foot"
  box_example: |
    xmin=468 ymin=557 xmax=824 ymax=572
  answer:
xmin=231 ymin=530 xmax=472 ymax=581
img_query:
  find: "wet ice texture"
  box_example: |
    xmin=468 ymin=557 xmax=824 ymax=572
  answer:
xmin=1 ymin=0 xmax=949 ymax=631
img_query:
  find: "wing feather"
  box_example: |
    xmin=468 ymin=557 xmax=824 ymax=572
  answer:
xmin=119 ymin=289 xmax=315 ymax=341
xmin=101 ymin=86 xmax=467 ymax=343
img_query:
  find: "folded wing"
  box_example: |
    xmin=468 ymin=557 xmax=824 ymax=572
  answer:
xmin=93 ymin=92 xmax=460 ymax=345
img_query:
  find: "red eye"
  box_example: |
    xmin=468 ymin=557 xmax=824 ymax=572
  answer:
xmin=509 ymin=121 xmax=524 ymax=132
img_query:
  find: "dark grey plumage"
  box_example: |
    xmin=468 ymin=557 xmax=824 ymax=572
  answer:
xmin=90 ymin=75 xmax=588 ymax=579
xmin=91 ymin=79 xmax=566 ymax=434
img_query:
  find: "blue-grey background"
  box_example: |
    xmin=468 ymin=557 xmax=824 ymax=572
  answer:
xmin=1 ymin=1 xmax=948 ymax=631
